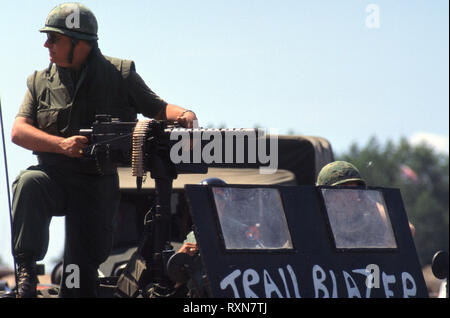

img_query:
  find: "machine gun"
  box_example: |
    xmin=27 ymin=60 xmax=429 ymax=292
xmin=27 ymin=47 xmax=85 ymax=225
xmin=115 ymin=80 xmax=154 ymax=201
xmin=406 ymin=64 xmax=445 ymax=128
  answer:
xmin=79 ymin=114 xmax=208 ymax=189
xmin=79 ymin=114 xmax=259 ymax=297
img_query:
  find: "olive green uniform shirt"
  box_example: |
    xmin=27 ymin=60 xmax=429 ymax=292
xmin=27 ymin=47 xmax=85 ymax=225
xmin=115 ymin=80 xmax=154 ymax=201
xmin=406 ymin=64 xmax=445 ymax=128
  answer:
xmin=17 ymin=52 xmax=167 ymax=129
xmin=16 ymin=47 xmax=168 ymax=174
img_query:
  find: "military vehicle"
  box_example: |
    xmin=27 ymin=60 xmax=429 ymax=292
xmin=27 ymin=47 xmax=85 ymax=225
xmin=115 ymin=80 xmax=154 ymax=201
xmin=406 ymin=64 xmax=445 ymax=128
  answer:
xmin=1 ymin=115 xmax=444 ymax=298
xmin=1 ymin=2 xmax=442 ymax=299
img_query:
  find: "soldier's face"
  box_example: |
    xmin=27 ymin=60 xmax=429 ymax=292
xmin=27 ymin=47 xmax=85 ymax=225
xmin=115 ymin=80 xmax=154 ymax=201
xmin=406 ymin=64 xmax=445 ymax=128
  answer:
xmin=44 ymin=32 xmax=72 ymax=67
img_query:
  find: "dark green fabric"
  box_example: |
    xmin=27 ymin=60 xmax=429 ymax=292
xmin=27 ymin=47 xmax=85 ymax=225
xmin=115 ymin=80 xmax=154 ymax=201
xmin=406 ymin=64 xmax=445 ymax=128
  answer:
xmin=316 ymin=161 xmax=366 ymax=186
xmin=114 ymin=251 xmax=148 ymax=298
xmin=17 ymin=48 xmax=166 ymax=138
xmin=12 ymin=164 xmax=120 ymax=297
xmin=13 ymin=46 xmax=167 ymax=297
xmin=183 ymin=231 xmax=197 ymax=244
xmin=17 ymin=47 xmax=167 ymax=175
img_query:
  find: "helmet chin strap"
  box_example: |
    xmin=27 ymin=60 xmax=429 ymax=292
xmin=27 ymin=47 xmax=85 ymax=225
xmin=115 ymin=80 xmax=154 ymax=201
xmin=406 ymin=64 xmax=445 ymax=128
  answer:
xmin=68 ymin=38 xmax=79 ymax=65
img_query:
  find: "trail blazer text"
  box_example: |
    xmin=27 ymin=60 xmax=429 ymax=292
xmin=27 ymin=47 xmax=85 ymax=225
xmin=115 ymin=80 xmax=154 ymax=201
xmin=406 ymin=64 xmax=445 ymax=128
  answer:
xmin=169 ymin=127 xmax=279 ymax=174
xmin=219 ymin=264 xmax=418 ymax=298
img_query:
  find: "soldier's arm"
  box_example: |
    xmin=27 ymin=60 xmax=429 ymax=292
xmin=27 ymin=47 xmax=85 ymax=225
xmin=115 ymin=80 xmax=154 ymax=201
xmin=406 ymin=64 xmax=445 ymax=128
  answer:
xmin=155 ymin=104 xmax=198 ymax=128
xmin=11 ymin=116 xmax=87 ymax=158
xmin=126 ymin=71 xmax=198 ymax=128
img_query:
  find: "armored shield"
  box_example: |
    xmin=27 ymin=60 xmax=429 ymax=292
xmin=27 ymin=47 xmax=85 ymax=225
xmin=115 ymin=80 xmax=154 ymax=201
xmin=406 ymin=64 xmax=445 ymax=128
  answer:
xmin=184 ymin=184 xmax=428 ymax=298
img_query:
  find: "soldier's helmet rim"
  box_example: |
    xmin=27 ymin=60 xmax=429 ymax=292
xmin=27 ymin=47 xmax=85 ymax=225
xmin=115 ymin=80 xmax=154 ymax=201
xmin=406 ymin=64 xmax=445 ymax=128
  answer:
xmin=39 ymin=2 xmax=98 ymax=41
xmin=317 ymin=161 xmax=366 ymax=187
xmin=199 ymin=177 xmax=227 ymax=186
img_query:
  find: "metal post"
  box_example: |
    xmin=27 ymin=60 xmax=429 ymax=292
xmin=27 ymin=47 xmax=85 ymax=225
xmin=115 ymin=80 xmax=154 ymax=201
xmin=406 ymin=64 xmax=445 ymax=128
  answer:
xmin=0 ymin=99 xmax=18 ymax=292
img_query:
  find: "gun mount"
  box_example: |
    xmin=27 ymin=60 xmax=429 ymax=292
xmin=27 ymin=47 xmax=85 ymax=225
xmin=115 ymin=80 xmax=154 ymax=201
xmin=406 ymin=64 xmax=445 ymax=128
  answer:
xmin=79 ymin=114 xmax=261 ymax=297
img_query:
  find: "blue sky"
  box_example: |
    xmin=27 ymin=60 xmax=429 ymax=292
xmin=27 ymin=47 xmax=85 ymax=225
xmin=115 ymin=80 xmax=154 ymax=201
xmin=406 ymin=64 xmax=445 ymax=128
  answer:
xmin=0 ymin=1 xmax=448 ymax=270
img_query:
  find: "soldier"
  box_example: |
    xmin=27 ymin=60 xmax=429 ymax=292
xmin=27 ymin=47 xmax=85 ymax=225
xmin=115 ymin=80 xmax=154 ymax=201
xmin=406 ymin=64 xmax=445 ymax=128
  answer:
xmin=177 ymin=178 xmax=228 ymax=258
xmin=316 ymin=161 xmax=367 ymax=188
xmin=9 ymin=3 xmax=197 ymax=298
xmin=173 ymin=178 xmax=227 ymax=297
xmin=316 ymin=161 xmax=415 ymax=240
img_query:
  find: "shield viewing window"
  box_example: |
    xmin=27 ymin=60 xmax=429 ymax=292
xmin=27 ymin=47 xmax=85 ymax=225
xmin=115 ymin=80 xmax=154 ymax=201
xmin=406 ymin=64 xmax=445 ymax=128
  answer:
xmin=212 ymin=187 xmax=293 ymax=250
xmin=320 ymin=188 xmax=397 ymax=249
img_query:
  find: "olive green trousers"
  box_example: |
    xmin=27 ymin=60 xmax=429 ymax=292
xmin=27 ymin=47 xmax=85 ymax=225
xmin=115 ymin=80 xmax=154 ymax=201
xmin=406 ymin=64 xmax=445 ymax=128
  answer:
xmin=11 ymin=164 xmax=120 ymax=297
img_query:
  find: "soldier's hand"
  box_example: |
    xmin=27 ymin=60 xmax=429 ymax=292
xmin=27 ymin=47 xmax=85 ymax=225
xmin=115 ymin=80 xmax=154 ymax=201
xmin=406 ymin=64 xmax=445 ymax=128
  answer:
xmin=59 ymin=135 xmax=89 ymax=158
xmin=176 ymin=110 xmax=198 ymax=129
xmin=177 ymin=242 xmax=198 ymax=257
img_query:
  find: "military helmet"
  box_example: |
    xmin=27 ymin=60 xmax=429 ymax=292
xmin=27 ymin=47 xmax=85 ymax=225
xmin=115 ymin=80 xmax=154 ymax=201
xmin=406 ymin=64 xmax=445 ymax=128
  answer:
xmin=200 ymin=177 xmax=227 ymax=186
xmin=316 ymin=161 xmax=366 ymax=186
xmin=39 ymin=3 xmax=98 ymax=41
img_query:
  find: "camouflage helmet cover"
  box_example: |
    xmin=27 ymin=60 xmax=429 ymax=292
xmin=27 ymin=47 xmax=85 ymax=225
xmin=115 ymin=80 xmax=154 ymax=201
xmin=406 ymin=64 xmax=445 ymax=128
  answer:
xmin=39 ymin=2 xmax=98 ymax=41
xmin=316 ymin=161 xmax=366 ymax=186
